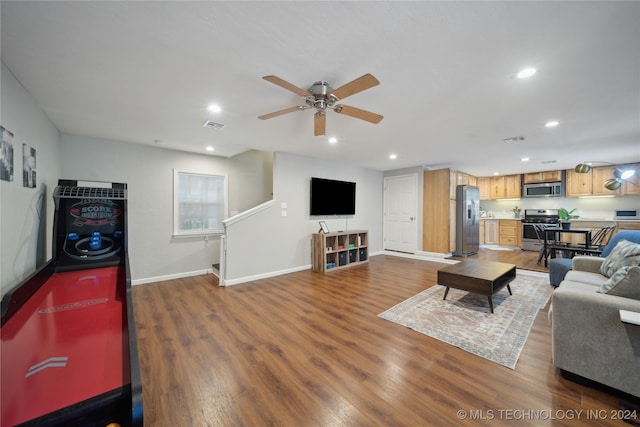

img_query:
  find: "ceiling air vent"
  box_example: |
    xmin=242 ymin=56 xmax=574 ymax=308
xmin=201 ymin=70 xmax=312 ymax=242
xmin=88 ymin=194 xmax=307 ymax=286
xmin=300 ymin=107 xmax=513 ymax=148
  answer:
xmin=503 ymin=136 xmax=525 ymax=143
xmin=203 ymin=120 xmax=225 ymax=130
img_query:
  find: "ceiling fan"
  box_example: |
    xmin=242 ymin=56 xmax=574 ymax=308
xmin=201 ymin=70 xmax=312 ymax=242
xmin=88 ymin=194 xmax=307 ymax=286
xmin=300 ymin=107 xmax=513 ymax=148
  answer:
xmin=258 ymin=74 xmax=383 ymax=136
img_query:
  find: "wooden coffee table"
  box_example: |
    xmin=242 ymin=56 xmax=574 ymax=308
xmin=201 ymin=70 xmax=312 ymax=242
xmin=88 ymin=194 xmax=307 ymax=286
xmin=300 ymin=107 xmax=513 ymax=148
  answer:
xmin=437 ymin=259 xmax=516 ymax=313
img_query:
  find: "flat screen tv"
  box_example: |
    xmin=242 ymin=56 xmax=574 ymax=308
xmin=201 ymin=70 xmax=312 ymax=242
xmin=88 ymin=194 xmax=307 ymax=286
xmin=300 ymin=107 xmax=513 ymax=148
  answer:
xmin=310 ymin=177 xmax=356 ymax=216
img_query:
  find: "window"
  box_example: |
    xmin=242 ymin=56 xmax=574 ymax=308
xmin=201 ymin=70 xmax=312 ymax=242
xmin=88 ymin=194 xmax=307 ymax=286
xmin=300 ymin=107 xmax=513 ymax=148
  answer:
xmin=173 ymin=169 xmax=227 ymax=236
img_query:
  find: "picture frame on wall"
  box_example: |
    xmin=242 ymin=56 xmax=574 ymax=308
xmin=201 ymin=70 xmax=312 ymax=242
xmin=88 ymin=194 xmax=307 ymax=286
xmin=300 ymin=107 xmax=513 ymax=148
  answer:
xmin=1 ymin=126 xmax=14 ymax=182
xmin=22 ymin=143 xmax=36 ymax=188
xmin=319 ymin=221 xmax=329 ymax=234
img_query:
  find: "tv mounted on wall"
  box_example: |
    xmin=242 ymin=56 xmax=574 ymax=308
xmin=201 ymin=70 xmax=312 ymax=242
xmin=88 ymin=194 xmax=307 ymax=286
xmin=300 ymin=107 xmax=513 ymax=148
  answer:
xmin=310 ymin=177 xmax=356 ymax=216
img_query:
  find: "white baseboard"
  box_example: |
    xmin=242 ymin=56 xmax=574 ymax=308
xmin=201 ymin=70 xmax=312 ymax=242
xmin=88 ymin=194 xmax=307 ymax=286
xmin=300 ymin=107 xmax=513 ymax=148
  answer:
xmin=132 ymin=251 xmax=547 ymax=286
xmin=132 ymin=268 xmax=213 ymax=286
xmin=381 ymin=250 xmax=457 ymax=264
xmin=222 ymin=264 xmax=312 ymax=286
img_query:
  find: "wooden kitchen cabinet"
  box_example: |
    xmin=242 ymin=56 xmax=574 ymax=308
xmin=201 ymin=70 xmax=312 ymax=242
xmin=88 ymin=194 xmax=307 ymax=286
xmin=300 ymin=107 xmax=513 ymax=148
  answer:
xmin=566 ymin=164 xmax=638 ymax=197
xmin=523 ymin=170 xmax=562 ymax=184
xmin=423 ymin=169 xmax=455 ymax=253
xmin=498 ymin=219 xmax=521 ymax=246
xmin=450 ymin=170 xmax=478 ymax=199
xmin=490 ymin=176 xmax=505 ymax=199
xmin=478 ymin=177 xmax=491 ymax=200
xmin=479 ymin=220 xmax=486 ymax=245
xmin=505 ymin=174 xmax=521 ymax=198
xmin=424 ymin=168 xmax=479 ymax=254
xmin=484 ymin=219 xmax=499 ymax=244
xmin=489 ymin=174 xmax=521 ymax=199
xmin=566 ymin=168 xmax=593 ymax=197
xmin=592 ymin=166 xmax=622 ymax=196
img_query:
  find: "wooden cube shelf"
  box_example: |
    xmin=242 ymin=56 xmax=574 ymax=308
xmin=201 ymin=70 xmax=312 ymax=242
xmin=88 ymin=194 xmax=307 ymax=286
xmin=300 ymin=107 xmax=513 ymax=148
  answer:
xmin=312 ymin=230 xmax=368 ymax=272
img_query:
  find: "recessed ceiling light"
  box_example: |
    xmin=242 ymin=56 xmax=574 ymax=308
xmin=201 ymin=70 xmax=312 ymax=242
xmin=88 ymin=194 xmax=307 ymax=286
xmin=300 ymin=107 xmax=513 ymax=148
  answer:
xmin=545 ymin=120 xmax=559 ymax=128
xmin=493 ymin=172 xmax=500 ymax=176
xmin=328 ymin=137 xmax=337 ymax=144
xmin=521 ymin=157 xmax=530 ymax=162
xmin=205 ymin=146 xmax=214 ymax=152
xmin=517 ymin=68 xmax=537 ymax=79
xmin=207 ymin=104 xmax=222 ymax=113
xmin=389 ymin=153 xmax=397 ymax=160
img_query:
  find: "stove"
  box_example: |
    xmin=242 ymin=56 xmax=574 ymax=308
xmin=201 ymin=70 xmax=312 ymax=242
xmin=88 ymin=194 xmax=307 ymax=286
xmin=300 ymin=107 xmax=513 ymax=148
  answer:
xmin=522 ymin=209 xmax=560 ymax=251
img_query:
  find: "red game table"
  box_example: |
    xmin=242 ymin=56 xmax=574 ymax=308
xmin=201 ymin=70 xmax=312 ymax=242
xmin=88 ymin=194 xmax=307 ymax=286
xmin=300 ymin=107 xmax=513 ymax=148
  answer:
xmin=1 ymin=264 xmax=141 ymax=426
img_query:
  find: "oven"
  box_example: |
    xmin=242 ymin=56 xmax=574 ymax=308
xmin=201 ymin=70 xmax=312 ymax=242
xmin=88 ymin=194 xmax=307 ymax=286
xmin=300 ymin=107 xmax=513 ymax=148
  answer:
xmin=521 ymin=209 xmax=560 ymax=251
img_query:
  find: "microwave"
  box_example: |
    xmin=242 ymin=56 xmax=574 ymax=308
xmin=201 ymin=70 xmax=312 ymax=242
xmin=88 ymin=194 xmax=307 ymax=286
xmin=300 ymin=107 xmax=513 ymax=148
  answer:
xmin=614 ymin=209 xmax=640 ymax=220
xmin=523 ymin=182 xmax=564 ymax=198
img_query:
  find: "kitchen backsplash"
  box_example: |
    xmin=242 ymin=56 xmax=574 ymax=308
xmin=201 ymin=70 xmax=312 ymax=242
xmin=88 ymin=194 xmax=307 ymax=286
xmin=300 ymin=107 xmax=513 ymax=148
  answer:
xmin=480 ymin=195 xmax=640 ymax=220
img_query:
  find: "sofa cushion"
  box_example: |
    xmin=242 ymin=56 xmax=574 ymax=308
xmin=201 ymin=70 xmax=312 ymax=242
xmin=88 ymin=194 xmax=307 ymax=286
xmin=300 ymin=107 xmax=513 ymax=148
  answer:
xmin=564 ymin=270 xmax=608 ymax=288
xmin=558 ymin=280 xmax=601 ymax=292
xmin=600 ymin=239 xmax=640 ymax=278
xmin=597 ymin=266 xmax=640 ymax=300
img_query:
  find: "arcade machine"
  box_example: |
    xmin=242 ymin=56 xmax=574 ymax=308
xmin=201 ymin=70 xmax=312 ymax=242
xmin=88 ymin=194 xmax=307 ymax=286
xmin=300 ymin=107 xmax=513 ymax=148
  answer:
xmin=1 ymin=180 xmax=143 ymax=427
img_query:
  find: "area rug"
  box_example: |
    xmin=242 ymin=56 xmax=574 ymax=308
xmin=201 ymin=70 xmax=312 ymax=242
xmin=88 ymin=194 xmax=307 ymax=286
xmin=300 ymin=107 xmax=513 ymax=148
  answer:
xmin=378 ymin=273 xmax=552 ymax=369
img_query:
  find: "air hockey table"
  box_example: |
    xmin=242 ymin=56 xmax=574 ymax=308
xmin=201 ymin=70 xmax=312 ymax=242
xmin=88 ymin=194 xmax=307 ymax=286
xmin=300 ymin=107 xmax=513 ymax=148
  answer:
xmin=1 ymin=180 xmax=143 ymax=426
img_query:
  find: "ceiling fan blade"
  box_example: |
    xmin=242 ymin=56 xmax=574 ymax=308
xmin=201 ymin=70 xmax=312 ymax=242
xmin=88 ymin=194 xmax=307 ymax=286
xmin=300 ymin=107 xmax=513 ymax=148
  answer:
xmin=262 ymin=75 xmax=310 ymax=97
xmin=258 ymin=106 xmax=304 ymax=120
xmin=331 ymin=73 xmax=380 ymax=100
xmin=335 ymin=105 xmax=383 ymax=124
xmin=314 ymin=111 xmax=326 ymax=136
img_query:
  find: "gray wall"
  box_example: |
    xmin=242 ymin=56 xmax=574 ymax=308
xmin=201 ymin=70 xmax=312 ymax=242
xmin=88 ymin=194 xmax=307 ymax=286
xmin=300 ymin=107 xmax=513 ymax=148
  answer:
xmin=59 ymin=134 xmax=273 ymax=283
xmin=224 ymin=151 xmax=383 ymax=284
xmin=1 ymin=62 xmax=61 ymax=296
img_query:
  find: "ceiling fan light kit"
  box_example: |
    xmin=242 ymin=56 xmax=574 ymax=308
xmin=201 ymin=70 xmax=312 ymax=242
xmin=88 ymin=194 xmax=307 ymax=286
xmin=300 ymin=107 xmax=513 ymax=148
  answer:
xmin=258 ymin=74 xmax=383 ymax=136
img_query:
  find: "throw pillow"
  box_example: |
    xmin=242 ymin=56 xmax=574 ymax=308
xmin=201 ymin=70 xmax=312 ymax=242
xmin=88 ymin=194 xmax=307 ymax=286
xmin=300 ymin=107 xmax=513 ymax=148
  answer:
xmin=600 ymin=239 xmax=640 ymax=278
xmin=597 ymin=266 xmax=640 ymax=300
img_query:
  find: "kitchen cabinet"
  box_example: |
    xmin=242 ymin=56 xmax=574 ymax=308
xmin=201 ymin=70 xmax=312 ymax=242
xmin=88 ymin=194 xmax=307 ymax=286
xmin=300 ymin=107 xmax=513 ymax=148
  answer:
xmin=592 ymin=166 xmax=622 ymax=196
xmin=479 ymin=220 xmax=485 ymax=245
xmin=616 ymin=221 xmax=640 ymax=231
xmin=489 ymin=174 xmax=521 ymax=199
xmin=484 ymin=219 xmax=499 ymax=244
xmin=498 ymin=219 xmax=521 ymax=246
xmin=423 ymin=169 xmax=455 ymax=253
xmin=505 ymin=175 xmax=521 ymax=198
xmin=566 ymin=168 xmax=593 ymax=197
xmin=478 ymin=177 xmax=491 ymax=200
xmin=424 ymin=168 xmax=479 ymax=254
xmin=523 ymin=170 xmax=562 ymax=184
xmin=566 ymin=164 xmax=639 ymax=197
xmin=450 ymin=170 xmax=478 ymax=199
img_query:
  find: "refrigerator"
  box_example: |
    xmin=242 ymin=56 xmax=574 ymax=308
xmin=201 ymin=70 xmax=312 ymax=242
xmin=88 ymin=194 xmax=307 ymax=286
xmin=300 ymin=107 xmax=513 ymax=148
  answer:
xmin=453 ymin=184 xmax=480 ymax=256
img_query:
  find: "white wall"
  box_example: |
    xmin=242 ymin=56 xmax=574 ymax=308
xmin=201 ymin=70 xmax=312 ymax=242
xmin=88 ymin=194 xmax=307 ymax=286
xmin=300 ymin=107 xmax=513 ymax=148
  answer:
xmin=59 ymin=133 xmax=272 ymax=283
xmin=1 ymin=62 xmax=61 ymax=296
xmin=224 ymin=151 xmax=383 ymax=284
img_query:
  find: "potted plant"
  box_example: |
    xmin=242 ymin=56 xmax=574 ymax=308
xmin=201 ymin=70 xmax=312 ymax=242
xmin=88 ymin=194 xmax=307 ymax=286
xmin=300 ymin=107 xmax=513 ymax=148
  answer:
xmin=512 ymin=206 xmax=521 ymax=218
xmin=558 ymin=208 xmax=579 ymax=229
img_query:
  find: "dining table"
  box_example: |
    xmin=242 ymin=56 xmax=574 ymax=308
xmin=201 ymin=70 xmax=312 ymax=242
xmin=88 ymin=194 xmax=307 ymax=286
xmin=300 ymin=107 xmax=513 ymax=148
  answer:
xmin=543 ymin=227 xmax=593 ymax=267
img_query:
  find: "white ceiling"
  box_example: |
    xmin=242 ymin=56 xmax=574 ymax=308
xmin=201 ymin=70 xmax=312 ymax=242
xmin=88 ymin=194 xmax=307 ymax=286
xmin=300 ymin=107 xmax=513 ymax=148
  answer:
xmin=2 ymin=1 xmax=639 ymax=176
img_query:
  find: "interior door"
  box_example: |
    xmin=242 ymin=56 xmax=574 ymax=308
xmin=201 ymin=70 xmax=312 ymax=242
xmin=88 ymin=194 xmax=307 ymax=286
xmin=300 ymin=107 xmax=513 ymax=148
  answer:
xmin=384 ymin=174 xmax=418 ymax=253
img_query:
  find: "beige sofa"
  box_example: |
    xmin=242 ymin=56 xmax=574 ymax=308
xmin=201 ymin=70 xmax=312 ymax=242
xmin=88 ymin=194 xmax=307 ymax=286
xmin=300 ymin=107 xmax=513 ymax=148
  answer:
xmin=550 ymin=245 xmax=640 ymax=398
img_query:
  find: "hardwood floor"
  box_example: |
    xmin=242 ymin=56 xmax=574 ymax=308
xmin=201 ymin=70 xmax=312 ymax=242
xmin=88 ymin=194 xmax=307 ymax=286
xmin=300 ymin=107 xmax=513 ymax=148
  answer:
xmin=449 ymin=246 xmax=549 ymax=273
xmin=132 ymin=253 xmax=636 ymax=426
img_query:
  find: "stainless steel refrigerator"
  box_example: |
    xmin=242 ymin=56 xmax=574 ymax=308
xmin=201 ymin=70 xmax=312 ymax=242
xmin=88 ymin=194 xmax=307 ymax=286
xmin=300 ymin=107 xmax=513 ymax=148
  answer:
xmin=453 ymin=184 xmax=480 ymax=256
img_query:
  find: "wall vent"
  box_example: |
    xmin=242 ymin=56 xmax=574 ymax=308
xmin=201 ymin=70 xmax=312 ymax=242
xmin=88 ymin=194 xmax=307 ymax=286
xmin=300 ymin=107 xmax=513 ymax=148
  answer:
xmin=503 ymin=136 xmax=525 ymax=143
xmin=203 ymin=120 xmax=225 ymax=130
